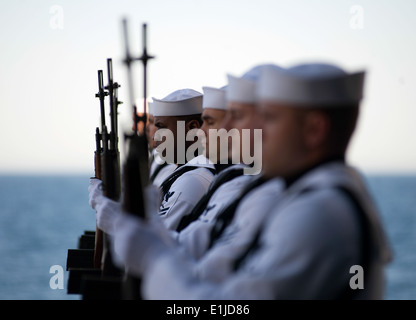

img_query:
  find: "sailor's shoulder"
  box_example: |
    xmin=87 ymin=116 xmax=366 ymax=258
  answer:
xmin=219 ymin=174 xmax=253 ymax=190
xmin=168 ymin=167 xmax=214 ymax=196
xmin=267 ymin=187 xmax=362 ymax=241
xmin=178 ymin=166 xmax=216 ymax=184
xmin=292 ymin=162 xmax=365 ymax=193
xmin=184 ymin=155 xmax=215 ymax=169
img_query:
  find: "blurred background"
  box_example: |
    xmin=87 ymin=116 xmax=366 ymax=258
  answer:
xmin=0 ymin=0 xmax=415 ymax=299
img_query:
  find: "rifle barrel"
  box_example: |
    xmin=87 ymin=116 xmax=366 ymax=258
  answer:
xmin=122 ymin=18 xmax=137 ymax=130
xmin=95 ymin=70 xmax=107 ymax=131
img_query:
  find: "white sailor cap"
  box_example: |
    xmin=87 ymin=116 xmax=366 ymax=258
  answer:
xmin=147 ymin=101 xmax=153 ymax=115
xmin=152 ymin=89 xmax=203 ymax=116
xmin=202 ymin=86 xmax=227 ymax=110
xmin=226 ymin=64 xmax=283 ymax=104
xmin=258 ymin=63 xmax=365 ymax=106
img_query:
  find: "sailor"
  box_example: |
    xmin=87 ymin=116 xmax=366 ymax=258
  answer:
xmin=147 ymin=102 xmax=176 ymax=187
xmin=199 ymin=86 xmax=229 ymax=166
xmin=111 ymin=62 xmax=392 ymax=299
xmin=146 ymin=88 xmax=217 ymax=230
xmin=171 ymin=64 xmax=284 ymax=278
xmin=173 ymin=84 xmax=253 ymax=259
xmin=110 ymin=64 xmax=283 ymax=281
xmin=89 ymin=88 xmax=216 ymax=234
xmin=171 ymin=65 xmax=284 ymax=260
xmin=88 ymin=103 xmax=176 ymax=231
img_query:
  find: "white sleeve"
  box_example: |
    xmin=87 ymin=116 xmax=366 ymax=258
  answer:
xmin=177 ymin=220 xmax=214 ymax=259
xmin=143 ymin=188 xmax=362 ymax=300
xmin=176 ymin=174 xmax=256 ymax=260
xmin=152 ymin=164 xmax=177 ymax=187
xmin=142 ymin=251 xmax=274 ymax=300
xmin=142 ymin=252 xmax=219 ymax=300
xmin=158 ymin=169 xmax=213 ymax=230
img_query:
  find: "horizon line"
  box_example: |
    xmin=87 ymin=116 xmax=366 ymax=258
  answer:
xmin=1 ymin=169 xmax=416 ymax=177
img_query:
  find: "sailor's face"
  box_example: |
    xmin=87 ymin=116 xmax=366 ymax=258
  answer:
xmin=153 ymin=115 xmax=201 ymax=164
xmin=153 ymin=116 xmax=179 ymax=162
xmin=223 ymin=102 xmax=258 ymax=132
xmin=201 ymin=108 xmax=226 ymax=133
xmin=222 ymin=102 xmax=262 ymax=164
xmin=200 ymin=108 xmax=226 ymax=163
xmin=153 ymin=116 xmax=178 ymax=144
xmin=259 ymin=101 xmax=308 ymax=178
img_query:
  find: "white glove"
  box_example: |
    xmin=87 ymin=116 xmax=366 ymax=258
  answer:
xmin=95 ymin=196 xmax=122 ymax=235
xmin=88 ymin=178 xmax=103 ymax=210
xmin=111 ymin=212 xmax=171 ymax=278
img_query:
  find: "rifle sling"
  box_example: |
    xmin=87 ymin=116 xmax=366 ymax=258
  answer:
xmin=176 ymin=167 xmax=245 ymax=232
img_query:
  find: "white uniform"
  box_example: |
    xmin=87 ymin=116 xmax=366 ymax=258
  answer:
xmin=149 ymin=149 xmax=177 ymax=187
xmin=142 ymin=162 xmax=392 ymax=299
xmin=194 ymin=178 xmax=284 ymax=282
xmin=174 ymin=164 xmax=254 ymax=259
xmin=158 ymin=155 xmax=216 ymax=230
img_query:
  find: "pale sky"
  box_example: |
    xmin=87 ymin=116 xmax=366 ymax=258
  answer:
xmin=1 ymin=0 xmax=415 ymax=174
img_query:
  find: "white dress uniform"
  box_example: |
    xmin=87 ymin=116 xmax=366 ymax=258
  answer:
xmin=142 ymin=162 xmax=392 ymax=300
xmin=172 ymin=77 xmax=271 ymax=258
xmin=158 ymin=154 xmax=216 ymax=230
xmin=150 ymin=89 xmax=218 ymax=231
xmin=149 ymin=149 xmax=176 ymax=187
xmin=139 ymin=63 xmax=392 ymax=300
xmin=174 ymin=164 xmax=254 ymax=259
xmin=194 ymin=177 xmax=284 ymax=282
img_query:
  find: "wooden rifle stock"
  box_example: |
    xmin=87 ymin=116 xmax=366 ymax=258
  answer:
xmin=122 ymin=133 xmax=149 ymax=218
xmin=100 ymin=126 xmax=121 ymax=276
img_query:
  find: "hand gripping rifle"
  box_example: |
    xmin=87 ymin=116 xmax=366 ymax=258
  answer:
xmin=121 ymin=19 xmax=155 ymax=299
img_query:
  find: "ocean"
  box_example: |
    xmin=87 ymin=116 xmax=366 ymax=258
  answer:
xmin=0 ymin=173 xmax=415 ymax=300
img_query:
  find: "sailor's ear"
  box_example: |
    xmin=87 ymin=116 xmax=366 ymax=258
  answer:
xmin=186 ymin=119 xmax=201 ymax=131
xmin=303 ymin=110 xmax=330 ymax=150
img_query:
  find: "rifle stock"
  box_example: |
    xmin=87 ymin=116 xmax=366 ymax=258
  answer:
xmin=100 ymin=147 xmax=121 ymax=276
xmin=101 ymin=126 xmax=121 ymax=202
xmin=122 ymin=133 xmax=148 ymax=218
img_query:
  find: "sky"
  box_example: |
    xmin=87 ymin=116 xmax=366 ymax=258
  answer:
xmin=0 ymin=0 xmax=415 ymax=174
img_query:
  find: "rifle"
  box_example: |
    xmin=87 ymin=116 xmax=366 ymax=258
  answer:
xmin=67 ymin=66 xmax=118 ymax=296
xmin=121 ymin=19 xmax=155 ymax=299
xmin=93 ymin=69 xmax=107 ymax=269
xmin=99 ymin=58 xmax=123 ymax=277
xmin=74 ymin=63 xmax=123 ymax=299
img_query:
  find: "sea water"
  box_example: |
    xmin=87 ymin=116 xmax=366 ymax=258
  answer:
xmin=0 ymin=174 xmax=415 ymax=300
xmin=0 ymin=174 xmax=95 ymax=300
